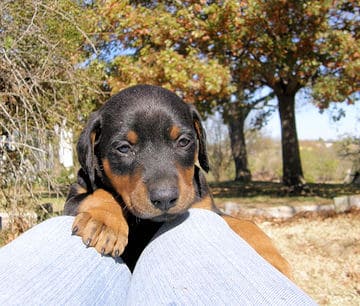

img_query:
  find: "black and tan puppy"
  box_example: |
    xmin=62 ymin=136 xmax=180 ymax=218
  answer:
xmin=64 ymin=85 xmax=291 ymax=278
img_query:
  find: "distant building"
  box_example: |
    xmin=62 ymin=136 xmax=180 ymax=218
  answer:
xmin=55 ymin=120 xmax=73 ymax=169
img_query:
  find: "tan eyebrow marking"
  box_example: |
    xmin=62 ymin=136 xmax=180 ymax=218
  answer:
xmin=169 ymin=125 xmax=181 ymax=140
xmin=127 ymin=130 xmax=138 ymax=144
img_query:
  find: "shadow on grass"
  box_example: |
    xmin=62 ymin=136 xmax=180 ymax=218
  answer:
xmin=209 ymin=181 xmax=360 ymax=199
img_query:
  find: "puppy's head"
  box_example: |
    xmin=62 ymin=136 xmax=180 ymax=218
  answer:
xmin=78 ymin=85 xmax=209 ymax=221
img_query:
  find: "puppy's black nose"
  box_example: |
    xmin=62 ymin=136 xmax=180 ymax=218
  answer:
xmin=150 ymin=188 xmax=178 ymax=211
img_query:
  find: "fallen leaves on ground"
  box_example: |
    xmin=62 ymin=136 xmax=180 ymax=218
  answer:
xmin=257 ymin=210 xmax=360 ymax=305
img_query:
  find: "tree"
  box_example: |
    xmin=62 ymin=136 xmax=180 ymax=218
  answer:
xmin=90 ymin=1 xmax=265 ymax=181
xmin=93 ymin=1 xmax=232 ymax=111
xmin=235 ymin=0 xmax=359 ymax=188
xmin=223 ymin=89 xmax=276 ymax=181
xmin=224 ymin=101 xmax=252 ymax=182
xmin=91 ymin=0 xmax=359 ymax=188
xmin=0 ymin=0 xmax=105 ymax=212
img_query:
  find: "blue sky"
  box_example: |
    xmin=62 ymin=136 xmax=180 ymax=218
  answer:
xmin=205 ymin=99 xmax=359 ymax=143
xmin=263 ymin=101 xmax=360 ymax=141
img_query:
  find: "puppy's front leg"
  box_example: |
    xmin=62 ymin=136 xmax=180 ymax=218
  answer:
xmin=72 ymin=189 xmax=129 ymax=257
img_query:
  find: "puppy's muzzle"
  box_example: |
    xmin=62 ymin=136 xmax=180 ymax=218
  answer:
xmin=149 ymin=187 xmax=179 ymax=211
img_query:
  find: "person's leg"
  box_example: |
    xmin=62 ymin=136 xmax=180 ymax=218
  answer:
xmin=127 ymin=209 xmax=316 ymax=306
xmin=0 ymin=216 xmax=131 ymax=305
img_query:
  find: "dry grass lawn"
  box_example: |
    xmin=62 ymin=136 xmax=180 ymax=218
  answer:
xmin=256 ymin=210 xmax=360 ymax=305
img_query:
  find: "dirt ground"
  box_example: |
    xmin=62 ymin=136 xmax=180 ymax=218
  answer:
xmin=256 ymin=209 xmax=360 ymax=305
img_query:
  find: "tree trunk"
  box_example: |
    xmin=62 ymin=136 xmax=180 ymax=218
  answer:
xmin=278 ymin=94 xmax=305 ymax=187
xmin=226 ymin=106 xmax=251 ymax=182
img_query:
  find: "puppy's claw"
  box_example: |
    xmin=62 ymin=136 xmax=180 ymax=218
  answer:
xmin=72 ymin=226 xmax=78 ymax=235
xmin=114 ymin=249 xmax=120 ymax=257
xmin=85 ymin=238 xmax=91 ymax=247
xmin=101 ymin=247 xmax=105 ymax=256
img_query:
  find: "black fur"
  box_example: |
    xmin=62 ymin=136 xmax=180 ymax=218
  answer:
xmin=63 ymin=85 xmax=213 ymax=269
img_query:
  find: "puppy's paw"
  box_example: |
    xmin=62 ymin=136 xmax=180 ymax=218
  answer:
xmin=72 ymin=189 xmax=129 ymax=257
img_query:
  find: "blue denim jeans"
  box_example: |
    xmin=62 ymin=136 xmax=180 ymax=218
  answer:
xmin=0 ymin=209 xmax=316 ymax=305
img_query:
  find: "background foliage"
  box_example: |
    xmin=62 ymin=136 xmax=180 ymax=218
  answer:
xmin=0 ymin=0 xmax=106 ymax=213
xmin=89 ymin=0 xmax=359 ymax=187
xmin=0 ymin=0 xmax=359 ymax=230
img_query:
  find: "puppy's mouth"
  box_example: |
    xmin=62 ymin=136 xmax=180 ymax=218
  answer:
xmin=126 ymin=200 xmax=188 ymax=222
xmin=151 ymin=213 xmax=181 ymax=222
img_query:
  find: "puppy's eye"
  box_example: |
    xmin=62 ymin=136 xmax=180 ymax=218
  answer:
xmin=177 ymin=136 xmax=191 ymax=148
xmin=116 ymin=143 xmax=131 ymax=154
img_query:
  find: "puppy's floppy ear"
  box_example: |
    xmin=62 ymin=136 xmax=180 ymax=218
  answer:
xmin=191 ymin=106 xmax=210 ymax=173
xmin=77 ymin=111 xmax=101 ymax=191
